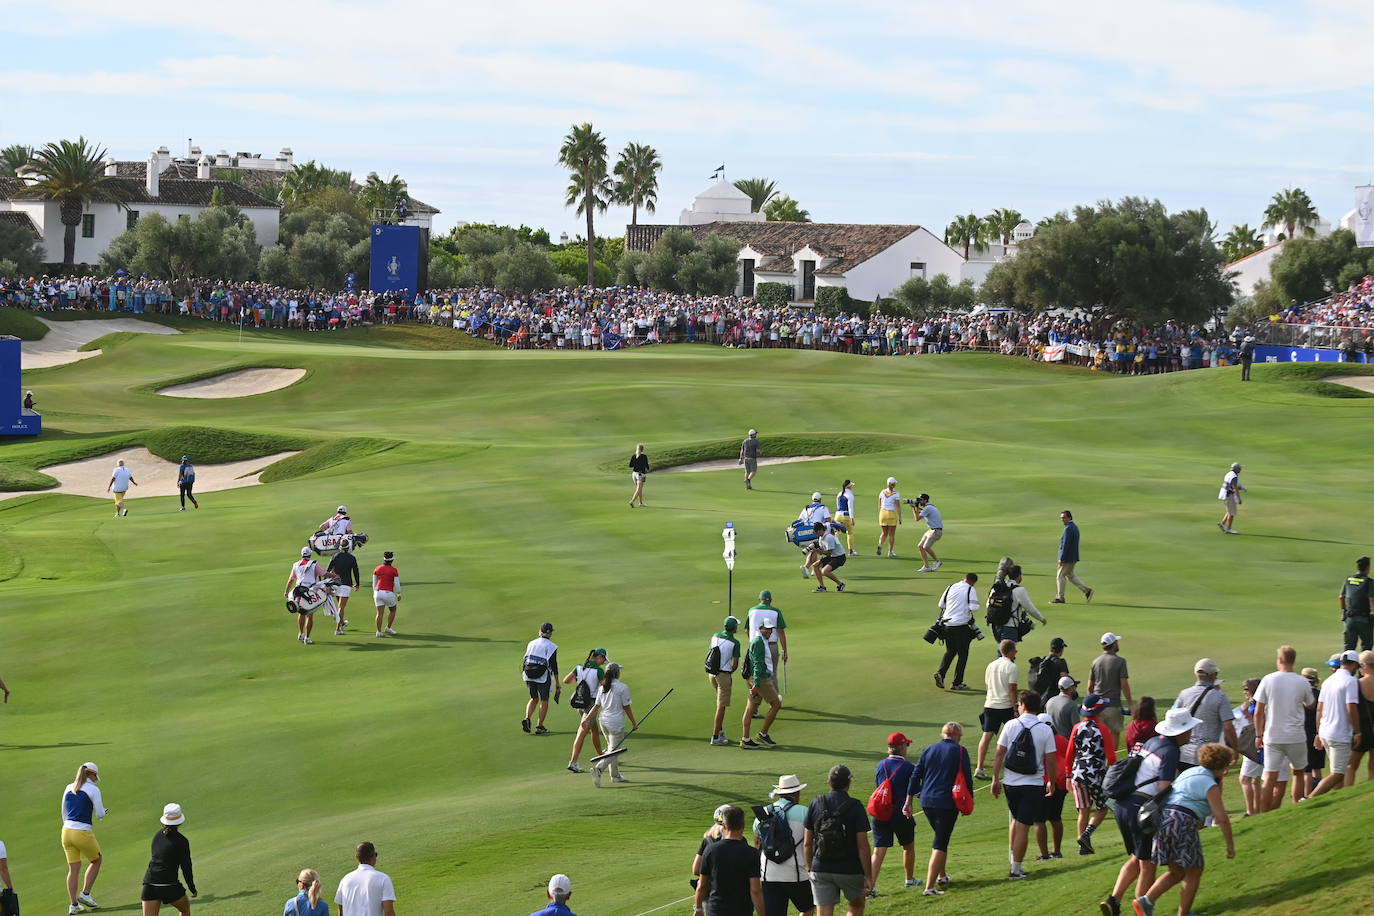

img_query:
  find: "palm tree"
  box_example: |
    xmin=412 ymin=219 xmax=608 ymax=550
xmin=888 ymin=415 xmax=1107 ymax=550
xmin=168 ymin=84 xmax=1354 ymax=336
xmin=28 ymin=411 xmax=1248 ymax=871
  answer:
xmin=1 ymin=143 xmax=34 ymax=176
xmin=279 ymin=160 xmax=353 ymax=204
xmin=763 ymin=195 xmax=810 ymax=222
xmin=1262 ymin=187 xmax=1319 ymax=241
xmin=612 ymin=142 xmax=661 ymax=226
xmin=733 ymin=177 xmax=778 ymax=214
xmin=359 ymin=172 xmax=410 ymax=217
xmin=984 ymin=207 xmax=1024 ymax=247
xmin=28 ymin=137 xmax=129 ymax=266
xmin=1221 ymin=224 xmax=1264 ymax=261
xmin=944 ymin=213 xmax=989 ymax=260
xmin=557 ymin=123 xmax=611 ymax=287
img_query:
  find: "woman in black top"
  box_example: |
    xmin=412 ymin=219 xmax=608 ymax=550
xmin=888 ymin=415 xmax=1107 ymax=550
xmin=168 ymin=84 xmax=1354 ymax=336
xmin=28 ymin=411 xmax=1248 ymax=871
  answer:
xmin=628 ymin=444 xmax=650 ymax=508
xmin=142 ymin=804 xmax=196 ymax=914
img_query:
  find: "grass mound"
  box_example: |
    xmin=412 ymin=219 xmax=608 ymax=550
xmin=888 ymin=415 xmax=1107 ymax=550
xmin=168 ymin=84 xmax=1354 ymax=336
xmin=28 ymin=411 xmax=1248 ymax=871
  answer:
xmin=0 ymin=306 xmax=48 ymax=340
xmin=0 ymin=462 xmax=56 ymax=490
xmin=1257 ymin=362 xmax=1374 ymax=398
xmin=258 ymin=436 xmax=402 ymax=483
xmin=605 ymin=432 xmax=912 ymax=472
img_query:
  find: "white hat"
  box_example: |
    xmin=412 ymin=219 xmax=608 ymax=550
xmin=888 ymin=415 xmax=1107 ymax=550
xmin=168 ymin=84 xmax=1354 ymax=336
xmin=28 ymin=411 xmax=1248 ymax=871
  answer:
xmin=548 ymin=874 xmax=572 ymax=895
xmin=1230 ymin=462 xmax=1242 ymax=470
xmin=771 ymin=774 xmax=808 ymax=795
xmin=1058 ymin=675 xmax=1078 ymax=689
xmin=748 ymin=429 xmax=757 ymax=436
xmin=82 ymin=761 xmax=100 ymax=775
xmin=1195 ymin=658 xmax=1219 ymax=676
xmin=887 ymin=476 xmax=897 ymax=485
xmin=1100 ymin=632 xmax=1120 ymax=647
xmin=760 ymin=616 xmax=776 ymax=629
xmin=160 ymin=803 xmax=185 ymax=826
xmin=1157 ymin=706 xmax=1203 ymax=737
xmin=1037 ymin=712 xmax=1052 ymax=724
xmin=301 ymin=546 xmax=312 ymax=557
xmin=811 ymin=492 xmax=822 ymax=501
xmin=337 ymin=505 xmax=348 ymax=513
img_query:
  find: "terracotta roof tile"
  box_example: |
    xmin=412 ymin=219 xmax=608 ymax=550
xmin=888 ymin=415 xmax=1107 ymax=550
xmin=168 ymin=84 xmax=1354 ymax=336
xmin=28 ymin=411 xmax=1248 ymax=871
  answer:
xmin=627 ymin=221 xmax=922 ymax=275
xmin=0 ymin=210 xmax=39 ymax=235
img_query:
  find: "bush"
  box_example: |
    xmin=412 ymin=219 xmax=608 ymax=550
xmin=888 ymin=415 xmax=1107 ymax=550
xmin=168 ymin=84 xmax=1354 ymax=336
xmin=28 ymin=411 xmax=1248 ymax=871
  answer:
xmin=814 ymin=286 xmax=851 ymax=316
xmin=755 ymin=282 xmax=790 ymax=308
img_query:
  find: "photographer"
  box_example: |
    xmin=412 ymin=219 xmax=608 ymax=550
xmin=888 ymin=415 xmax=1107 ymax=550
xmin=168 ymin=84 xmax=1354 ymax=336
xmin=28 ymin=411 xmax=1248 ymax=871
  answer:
xmin=931 ymin=573 xmax=981 ymax=693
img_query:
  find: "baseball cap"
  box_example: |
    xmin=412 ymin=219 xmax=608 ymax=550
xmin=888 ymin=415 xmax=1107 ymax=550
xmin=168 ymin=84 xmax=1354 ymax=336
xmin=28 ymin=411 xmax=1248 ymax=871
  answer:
xmin=383 ymin=551 xmax=395 ymax=561
xmin=1230 ymin=462 xmax=1242 ymax=470
xmin=1339 ymin=650 xmax=1361 ymax=665
xmin=759 ymin=589 xmax=772 ymax=602
xmin=337 ymin=505 xmax=348 ymax=513
xmin=1100 ymin=632 xmax=1120 ymax=648
xmin=1037 ymin=712 xmax=1052 ymax=724
xmin=1058 ymin=675 xmax=1078 ymax=690
xmin=1080 ymin=693 xmax=1108 ymax=715
xmin=591 ymin=648 xmax=608 ymax=658
xmin=887 ymin=732 xmax=912 ymax=747
xmin=919 ymin=493 xmax=930 ymax=501
xmin=712 ymin=804 xmax=731 ymax=824
xmin=1195 ymin=658 xmax=1219 ymax=676
xmin=540 ymin=621 xmax=555 ymax=634
xmin=723 ymin=615 xmax=740 ymax=630
xmin=760 ymin=616 xmax=776 ymax=629
xmin=1303 ymin=666 xmax=1320 ymax=680
xmin=748 ymin=429 xmax=757 ymax=436
xmin=548 ymin=874 xmax=572 ymax=896
xmin=886 ymin=476 xmax=897 ymax=484
xmin=1050 ymin=637 xmax=1068 ymax=650
xmin=811 ymin=492 xmax=822 ymax=501
xmin=300 ymin=546 xmax=312 ymax=557
xmin=82 ymin=761 xmax=99 ymax=775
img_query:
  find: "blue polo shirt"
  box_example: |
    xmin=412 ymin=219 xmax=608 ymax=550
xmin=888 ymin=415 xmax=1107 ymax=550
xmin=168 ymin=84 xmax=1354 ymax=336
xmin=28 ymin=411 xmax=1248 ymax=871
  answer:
xmin=529 ymin=902 xmax=576 ymax=916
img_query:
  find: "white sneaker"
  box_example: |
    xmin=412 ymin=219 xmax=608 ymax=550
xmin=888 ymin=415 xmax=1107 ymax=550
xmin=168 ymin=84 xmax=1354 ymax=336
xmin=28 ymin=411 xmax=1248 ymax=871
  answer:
xmin=800 ymin=565 xmax=811 ymax=577
xmin=78 ymin=892 xmax=99 ymax=908
xmin=567 ymin=762 xmax=584 ymax=773
xmin=297 ymin=634 xmax=305 ymax=642
xmin=384 ymin=627 xmax=397 ymax=635
xmin=613 ymin=775 xmax=628 ymax=783
xmin=375 ymin=631 xmax=385 ymax=638
xmin=592 ymin=766 xmax=603 ymax=787
xmin=848 ymin=550 xmax=857 ymax=556
xmin=917 ymin=566 xmax=932 ymax=572
xmin=70 ymin=906 xmax=82 ymax=916
xmin=932 ymin=560 xmax=942 ymax=571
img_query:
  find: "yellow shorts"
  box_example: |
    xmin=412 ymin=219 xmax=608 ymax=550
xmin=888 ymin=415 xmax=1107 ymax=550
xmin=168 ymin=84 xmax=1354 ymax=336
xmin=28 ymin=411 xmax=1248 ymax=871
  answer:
xmin=62 ymin=827 xmax=101 ymax=864
xmin=112 ymin=491 xmax=127 ymax=506
xmin=834 ymin=514 xmax=855 ymax=532
xmin=878 ymin=509 xmax=899 ymax=527
xmin=709 ymin=672 xmax=733 ymax=707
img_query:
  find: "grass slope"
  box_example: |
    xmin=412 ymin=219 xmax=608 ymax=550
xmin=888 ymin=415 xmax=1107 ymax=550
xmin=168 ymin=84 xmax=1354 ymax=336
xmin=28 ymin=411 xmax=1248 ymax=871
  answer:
xmin=0 ymin=339 xmax=1368 ymax=915
xmin=0 ymin=306 xmax=49 ymax=339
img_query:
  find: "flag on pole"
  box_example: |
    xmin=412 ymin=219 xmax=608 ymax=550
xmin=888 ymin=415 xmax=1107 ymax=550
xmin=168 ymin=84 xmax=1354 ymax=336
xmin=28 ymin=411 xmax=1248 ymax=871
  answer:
xmin=722 ymin=522 xmax=736 ymax=571
xmin=1356 ymin=185 xmax=1374 ymax=248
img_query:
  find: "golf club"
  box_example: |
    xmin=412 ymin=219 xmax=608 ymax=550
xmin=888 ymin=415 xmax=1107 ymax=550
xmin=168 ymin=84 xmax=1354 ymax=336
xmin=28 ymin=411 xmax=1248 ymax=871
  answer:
xmin=589 ymin=687 xmax=674 ymax=764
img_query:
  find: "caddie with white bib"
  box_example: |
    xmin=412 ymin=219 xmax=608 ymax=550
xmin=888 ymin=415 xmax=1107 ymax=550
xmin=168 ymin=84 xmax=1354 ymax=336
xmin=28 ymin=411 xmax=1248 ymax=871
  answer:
xmin=522 ymin=622 xmax=560 ymax=736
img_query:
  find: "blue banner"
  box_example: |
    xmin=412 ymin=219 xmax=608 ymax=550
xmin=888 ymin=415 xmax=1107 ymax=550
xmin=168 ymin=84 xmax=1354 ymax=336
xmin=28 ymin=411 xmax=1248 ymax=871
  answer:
xmin=369 ymin=225 xmax=422 ymax=294
xmin=2 ymin=338 xmax=42 ymax=435
xmin=1255 ymin=345 xmax=1369 ymax=364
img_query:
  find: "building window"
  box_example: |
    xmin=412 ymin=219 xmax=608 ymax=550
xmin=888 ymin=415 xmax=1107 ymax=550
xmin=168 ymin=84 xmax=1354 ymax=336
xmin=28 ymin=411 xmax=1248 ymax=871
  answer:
xmin=81 ymin=214 xmax=95 ymax=238
xmin=801 ymin=260 xmax=816 ymax=300
xmin=127 ymin=210 xmax=139 ymax=230
xmin=741 ymin=258 xmax=755 ymax=296
xmin=909 ymin=261 xmax=926 ymax=278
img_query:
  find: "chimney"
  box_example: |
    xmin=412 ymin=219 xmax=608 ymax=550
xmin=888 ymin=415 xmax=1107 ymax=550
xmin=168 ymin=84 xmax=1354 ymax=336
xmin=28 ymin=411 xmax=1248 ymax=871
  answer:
xmin=104 ymin=156 xmax=118 ymax=177
xmin=189 ymin=145 xmax=202 ymax=157
xmin=197 ymin=155 xmax=211 ymax=180
xmin=146 ymin=153 xmax=159 ymax=196
xmin=277 ymin=147 xmax=294 ymax=170
xmin=216 ymin=149 xmax=230 ymax=167
xmin=156 ymin=145 xmax=171 ymax=172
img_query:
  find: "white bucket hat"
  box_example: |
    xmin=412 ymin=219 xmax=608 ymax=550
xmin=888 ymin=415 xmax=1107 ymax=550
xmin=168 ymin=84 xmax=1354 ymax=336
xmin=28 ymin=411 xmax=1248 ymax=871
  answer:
xmin=771 ymin=774 xmax=808 ymax=796
xmin=160 ymin=803 xmax=185 ymax=826
xmin=1156 ymin=706 xmax=1203 ymax=737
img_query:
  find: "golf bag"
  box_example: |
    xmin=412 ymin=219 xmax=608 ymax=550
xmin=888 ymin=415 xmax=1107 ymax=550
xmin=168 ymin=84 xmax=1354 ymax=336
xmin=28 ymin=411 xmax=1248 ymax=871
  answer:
xmin=309 ymin=531 xmax=368 ymax=556
xmin=286 ymin=576 xmax=341 ymax=619
xmin=785 ymin=519 xmax=845 ymax=551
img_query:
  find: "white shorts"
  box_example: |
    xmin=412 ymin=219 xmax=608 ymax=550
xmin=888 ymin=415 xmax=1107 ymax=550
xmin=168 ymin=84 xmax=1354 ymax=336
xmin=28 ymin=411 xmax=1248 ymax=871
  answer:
xmin=631 ymin=472 xmax=646 ymax=483
xmin=334 ymin=585 xmax=352 ymax=597
xmin=1262 ymin=740 xmax=1308 ymax=774
xmin=374 ymin=590 xmax=398 ymax=607
xmin=1324 ymin=739 xmax=1352 ymax=775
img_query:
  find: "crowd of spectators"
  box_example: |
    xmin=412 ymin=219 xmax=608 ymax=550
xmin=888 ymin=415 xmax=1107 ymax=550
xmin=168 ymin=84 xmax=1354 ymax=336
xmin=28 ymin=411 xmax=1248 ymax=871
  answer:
xmin=1255 ymin=275 xmax=1374 ymax=358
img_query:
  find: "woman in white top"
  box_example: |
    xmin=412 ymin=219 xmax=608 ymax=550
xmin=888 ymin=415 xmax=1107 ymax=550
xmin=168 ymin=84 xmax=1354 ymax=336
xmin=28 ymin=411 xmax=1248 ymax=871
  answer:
xmin=877 ymin=477 xmax=902 ymax=557
xmin=563 ymin=649 xmax=609 ymax=773
xmin=834 ymin=480 xmax=857 ymax=555
xmin=584 ymin=664 xmax=638 ymax=787
xmin=61 ymin=762 xmax=106 ymax=914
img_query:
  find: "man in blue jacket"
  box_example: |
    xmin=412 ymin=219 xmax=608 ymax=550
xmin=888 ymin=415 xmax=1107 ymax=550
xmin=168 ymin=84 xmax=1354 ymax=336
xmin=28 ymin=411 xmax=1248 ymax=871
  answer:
xmin=1052 ymin=510 xmax=1094 ymax=605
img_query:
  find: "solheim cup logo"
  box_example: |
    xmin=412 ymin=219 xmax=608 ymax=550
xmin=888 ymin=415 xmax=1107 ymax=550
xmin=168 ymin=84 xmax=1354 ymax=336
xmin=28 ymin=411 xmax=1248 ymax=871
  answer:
xmin=388 ymin=256 xmax=400 ymax=277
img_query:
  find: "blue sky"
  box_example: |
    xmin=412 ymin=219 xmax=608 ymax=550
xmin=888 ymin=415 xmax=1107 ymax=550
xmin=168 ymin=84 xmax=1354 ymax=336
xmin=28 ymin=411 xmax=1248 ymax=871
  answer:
xmin=4 ymin=0 xmax=1374 ymax=241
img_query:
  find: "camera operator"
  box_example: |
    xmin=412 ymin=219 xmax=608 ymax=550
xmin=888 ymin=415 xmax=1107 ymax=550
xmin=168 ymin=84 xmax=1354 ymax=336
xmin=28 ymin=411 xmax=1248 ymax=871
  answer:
xmin=932 ymin=572 xmax=982 ymax=692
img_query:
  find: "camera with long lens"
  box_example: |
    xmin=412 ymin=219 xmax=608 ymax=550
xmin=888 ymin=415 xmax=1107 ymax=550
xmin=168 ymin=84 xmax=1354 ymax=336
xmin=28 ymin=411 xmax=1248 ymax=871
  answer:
xmin=970 ymin=623 xmax=986 ymax=641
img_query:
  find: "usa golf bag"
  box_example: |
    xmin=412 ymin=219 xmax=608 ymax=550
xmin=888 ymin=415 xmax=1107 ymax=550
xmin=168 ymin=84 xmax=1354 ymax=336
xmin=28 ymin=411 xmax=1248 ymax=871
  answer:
xmin=308 ymin=531 xmax=368 ymax=556
xmin=286 ymin=576 xmax=341 ymax=620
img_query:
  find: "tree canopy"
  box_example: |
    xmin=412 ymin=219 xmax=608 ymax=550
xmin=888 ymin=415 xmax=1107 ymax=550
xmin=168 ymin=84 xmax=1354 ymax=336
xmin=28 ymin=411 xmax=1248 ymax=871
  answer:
xmin=1267 ymin=229 xmax=1374 ymax=305
xmin=733 ymin=177 xmax=778 ymax=213
xmin=558 ymin=123 xmax=611 ymax=287
xmin=612 ymin=142 xmax=661 ymax=226
xmin=1262 ymin=187 xmax=1319 ymax=242
xmin=764 ymin=195 xmax=810 ymax=222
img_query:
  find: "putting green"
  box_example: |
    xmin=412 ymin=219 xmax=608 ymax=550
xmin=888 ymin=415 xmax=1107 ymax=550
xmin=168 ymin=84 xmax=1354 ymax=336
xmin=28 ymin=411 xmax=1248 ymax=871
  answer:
xmin=2 ymin=318 xmax=1372 ymax=915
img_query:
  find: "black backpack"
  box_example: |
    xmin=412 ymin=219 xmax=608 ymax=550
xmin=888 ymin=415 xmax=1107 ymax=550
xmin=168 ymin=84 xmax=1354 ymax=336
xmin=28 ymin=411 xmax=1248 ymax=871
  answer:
xmin=812 ymin=796 xmax=851 ymax=862
xmin=705 ymin=645 xmax=722 ymax=675
xmin=1005 ymin=721 xmax=1044 ymax=775
xmin=1102 ymin=752 xmax=1149 ymax=800
xmin=1029 ymin=656 xmax=1060 ymax=699
xmin=522 ymin=657 xmax=548 ymax=681
xmin=986 ymin=578 xmax=1015 ymax=626
xmin=753 ymin=800 xmax=799 ymax=865
xmin=569 ymin=678 xmax=593 ymax=710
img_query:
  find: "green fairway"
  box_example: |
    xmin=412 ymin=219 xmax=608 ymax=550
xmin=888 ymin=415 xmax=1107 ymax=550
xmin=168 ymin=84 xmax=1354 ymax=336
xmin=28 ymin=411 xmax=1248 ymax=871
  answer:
xmin=2 ymin=322 xmax=1372 ymax=915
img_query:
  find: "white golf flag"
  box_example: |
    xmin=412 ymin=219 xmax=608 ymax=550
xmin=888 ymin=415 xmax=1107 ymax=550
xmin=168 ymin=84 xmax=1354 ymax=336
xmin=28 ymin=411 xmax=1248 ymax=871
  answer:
xmin=722 ymin=522 xmax=736 ymax=571
xmin=1356 ymin=185 xmax=1374 ymax=248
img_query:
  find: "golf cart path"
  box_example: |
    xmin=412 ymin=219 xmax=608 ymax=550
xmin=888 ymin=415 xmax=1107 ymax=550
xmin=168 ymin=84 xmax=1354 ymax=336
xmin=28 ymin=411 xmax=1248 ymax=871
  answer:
xmin=1323 ymin=375 xmax=1374 ymax=393
xmin=0 ymin=446 xmax=299 ymax=501
xmin=158 ymin=368 xmax=307 ymax=398
xmin=23 ymin=317 xmax=180 ymax=368
xmin=659 ymin=455 xmax=843 ymax=473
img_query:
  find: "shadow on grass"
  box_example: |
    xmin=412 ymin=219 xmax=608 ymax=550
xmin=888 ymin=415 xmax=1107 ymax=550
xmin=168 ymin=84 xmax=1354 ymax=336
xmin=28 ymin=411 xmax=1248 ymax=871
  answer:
xmin=1110 ymin=602 xmax=1229 ymax=613
xmin=1239 ymin=533 xmax=1358 ymax=546
xmin=315 ymin=640 xmax=442 ymax=652
xmin=391 ymin=632 xmax=518 ymax=644
xmin=100 ymin=890 xmax=261 ymax=912
xmin=1209 ymin=861 xmax=1370 ymax=913
xmin=627 ymin=730 xmax=877 ymax=759
xmin=0 ymin=741 xmax=109 ymax=751
xmin=785 ymin=707 xmax=946 ymax=730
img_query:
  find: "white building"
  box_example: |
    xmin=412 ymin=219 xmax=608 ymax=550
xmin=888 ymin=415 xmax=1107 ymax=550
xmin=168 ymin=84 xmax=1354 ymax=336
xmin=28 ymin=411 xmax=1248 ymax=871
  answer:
xmin=1226 ymin=242 xmax=1284 ymax=297
xmin=678 ymin=180 xmax=764 ymax=226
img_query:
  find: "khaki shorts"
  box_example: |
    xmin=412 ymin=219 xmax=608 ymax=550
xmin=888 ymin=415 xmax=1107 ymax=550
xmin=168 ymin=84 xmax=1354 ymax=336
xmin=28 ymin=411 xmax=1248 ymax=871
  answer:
xmin=919 ymin=528 xmax=943 ymax=548
xmin=709 ymin=672 xmax=733 ymax=707
xmin=1099 ymin=705 xmax=1124 ymax=737
xmin=752 ymin=676 xmax=781 ymax=706
xmin=1224 ymin=494 xmax=1239 ymax=515
xmin=62 ymin=827 xmax=101 ymax=864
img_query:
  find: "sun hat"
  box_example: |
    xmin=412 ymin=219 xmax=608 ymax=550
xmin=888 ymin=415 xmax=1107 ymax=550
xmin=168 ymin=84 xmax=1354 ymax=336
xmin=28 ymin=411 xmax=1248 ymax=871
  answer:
xmin=887 ymin=732 xmax=912 ymax=747
xmin=1100 ymin=632 xmax=1120 ymax=648
xmin=160 ymin=803 xmax=185 ymax=826
xmin=1081 ymin=693 xmax=1109 ymax=715
xmin=1058 ymin=675 xmax=1078 ymax=690
xmin=300 ymin=547 xmax=312 ymax=557
xmin=181 ymin=455 xmax=189 ymax=461
xmin=723 ymin=616 xmax=739 ymax=630
xmin=1195 ymin=658 xmax=1219 ymax=676
xmin=771 ymin=774 xmax=808 ymax=796
xmin=1302 ymin=667 xmax=1320 ymax=680
xmin=1157 ymin=706 xmax=1203 ymax=737
xmin=759 ymin=590 xmax=772 ymax=602
xmin=548 ymin=874 xmax=572 ymax=896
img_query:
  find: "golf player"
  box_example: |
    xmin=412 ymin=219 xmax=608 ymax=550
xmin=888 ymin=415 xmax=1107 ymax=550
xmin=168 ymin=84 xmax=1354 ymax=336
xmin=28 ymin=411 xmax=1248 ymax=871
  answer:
xmin=835 ymin=479 xmax=858 ymax=555
xmin=106 ymin=459 xmax=137 ymax=517
xmin=741 ymin=617 xmax=782 ymax=749
xmin=60 ymin=762 xmax=105 ymax=915
xmin=1217 ymin=462 xmax=1245 ymax=534
xmin=522 ymin=622 xmax=560 ymax=735
xmin=877 ymin=477 xmax=901 ymax=557
xmin=910 ymin=494 xmax=943 ymax=572
xmin=176 ymin=456 xmax=198 ymax=511
xmin=707 ymin=617 xmax=743 ymax=746
xmin=372 ymin=551 xmax=401 ymax=637
xmin=740 ymin=429 xmax=760 ymax=489
xmin=326 ymin=542 xmax=361 ymax=635
xmin=585 ymin=664 xmax=637 ymax=787
xmin=565 ymin=648 xmax=608 ymax=771
xmin=284 ymin=547 xmax=327 ymax=645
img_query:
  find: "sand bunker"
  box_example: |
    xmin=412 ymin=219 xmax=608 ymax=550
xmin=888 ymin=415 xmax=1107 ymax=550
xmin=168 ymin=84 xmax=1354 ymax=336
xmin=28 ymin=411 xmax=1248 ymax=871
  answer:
xmin=1322 ymin=375 xmax=1374 ymax=393
xmin=659 ymin=455 xmax=844 ymax=473
xmin=158 ymin=368 xmax=307 ymax=399
xmin=23 ymin=317 xmax=179 ymax=369
xmin=0 ymin=446 xmax=298 ymax=502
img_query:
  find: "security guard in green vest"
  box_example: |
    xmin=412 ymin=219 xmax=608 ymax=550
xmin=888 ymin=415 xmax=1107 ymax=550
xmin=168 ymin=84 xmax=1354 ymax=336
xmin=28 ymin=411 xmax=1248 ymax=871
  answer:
xmin=1340 ymin=556 xmax=1374 ymax=652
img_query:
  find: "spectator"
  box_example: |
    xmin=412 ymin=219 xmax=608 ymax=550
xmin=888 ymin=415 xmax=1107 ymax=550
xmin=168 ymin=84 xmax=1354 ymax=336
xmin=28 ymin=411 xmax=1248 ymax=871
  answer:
xmin=932 ymin=572 xmax=979 ymax=692
xmin=1099 ymin=707 xmax=1197 ymax=916
xmin=1131 ymin=743 xmax=1236 ymax=916
xmin=1052 ymin=510 xmax=1093 ymax=605
xmin=751 ymin=775 xmax=812 ymax=916
xmin=976 ymin=639 xmax=1020 ymax=780
xmin=902 ymin=722 xmax=972 ymax=897
xmin=1037 ymin=637 xmax=1072 ymax=706
xmin=869 ymin=734 xmax=919 ymax=894
xmin=286 ymin=869 xmax=329 ymax=916
xmin=1033 ymin=711 xmax=1070 ymax=861
xmin=334 ymin=842 xmax=396 ymax=916
xmin=1339 ymin=556 xmax=1373 ymax=652
xmin=1068 ymin=694 xmax=1116 ymax=856
xmin=1172 ymin=658 xmax=1239 ymax=766
xmin=1125 ymin=697 xmax=1158 ymax=750
xmin=1347 ymin=650 xmax=1374 ymax=784
xmin=141 ymin=803 xmax=196 ymax=915
xmin=694 ymin=806 xmax=763 ymax=916
xmin=990 ymin=691 xmax=1057 ymax=880
xmin=1293 ymin=667 xmax=1324 ymax=802
xmin=1252 ymin=645 xmax=1316 ymax=812
xmin=1233 ymin=678 xmax=1267 ymax=817
xmin=530 ymin=874 xmax=577 ymax=916
xmin=804 ymin=765 xmax=874 ymax=915
xmin=1047 ymin=675 xmax=1081 ymax=739
xmin=1308 ymin=651 xmax=1361 ymax=797
xmin=1088 ymin=633 xmax=1133 ymax=753
xmin=61 ymin=762 xmax=105 ymax=916
xmin=691 ymin=806 xmax=731 ymax=890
